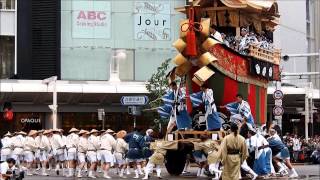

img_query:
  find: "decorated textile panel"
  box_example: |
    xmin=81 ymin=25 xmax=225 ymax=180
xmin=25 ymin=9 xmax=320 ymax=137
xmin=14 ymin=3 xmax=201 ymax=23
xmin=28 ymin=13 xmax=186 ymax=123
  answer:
xmin=205 ymin=70 xmax=267 ymax=125
xmin=208 ymin=44 xmax=280 ymax=88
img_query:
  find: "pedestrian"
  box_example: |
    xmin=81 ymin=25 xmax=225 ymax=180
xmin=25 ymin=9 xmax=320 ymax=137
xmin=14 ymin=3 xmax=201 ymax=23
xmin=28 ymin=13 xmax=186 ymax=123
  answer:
xmin=24 ymin=130 xmax=38 ymax=176
xmin=76 ymin=130 xmax=89 ymax=178
xmin=66 ymin=128 xmax=79 ymax=177
xmin=36 ymin=130 xmax=51 ymax=176
xmin=114 ymin=130 xmax=128 ymax=178
xmin=99 ymin=129 xmax=117 ymax=179
xmin=219 ymin=122 xmax=248 ymax=180
xmin=1 ymin=132 xmax=13 ymax=162
xmin=87 ymin=129 xmax=100 ymax=178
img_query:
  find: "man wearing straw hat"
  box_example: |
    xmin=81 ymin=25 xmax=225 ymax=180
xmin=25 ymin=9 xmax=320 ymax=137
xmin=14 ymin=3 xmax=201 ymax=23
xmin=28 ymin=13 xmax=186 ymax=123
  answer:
xmin=66 ymin=128 xmax=79 ymax=177
xmin=36 ymin=130 xmax=51 ymax=176
xmin=1 ymin=132 xmax=13 ymax=162
xmin=11 ymin=131 xmax=26 ymax=167
xmin=99 ymin=129 xmax=116 ymax=179
xmin=23 ymin=130 xmax=38 ymax=176
xmin=114 ymin=130 xmax=128 ymax=178
xmin=76 ymin=130 xmax=89 ymax=178
xmin=51 ymin=129 xmax=65 ymax=176
xmin=87 ymin=129 xmax=100 ymax=178
xmin=57 ymin=129 xmax=68 ymax=176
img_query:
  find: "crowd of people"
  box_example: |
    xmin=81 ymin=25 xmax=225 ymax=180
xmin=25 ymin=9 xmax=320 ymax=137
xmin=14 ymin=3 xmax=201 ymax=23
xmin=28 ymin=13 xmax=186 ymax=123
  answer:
xmin=282 ymin=133 xmax=320 ymax=164
xmin=210 ymin=25 xmax=275 ymax=55
xmin=0 ymin=128 xmax=159 ymax=179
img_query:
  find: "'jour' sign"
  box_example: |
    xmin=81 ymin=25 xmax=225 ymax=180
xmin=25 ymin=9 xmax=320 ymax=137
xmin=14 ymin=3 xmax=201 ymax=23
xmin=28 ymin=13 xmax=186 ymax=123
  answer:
xmin=134 ymin=1 xmax=171 ymax=41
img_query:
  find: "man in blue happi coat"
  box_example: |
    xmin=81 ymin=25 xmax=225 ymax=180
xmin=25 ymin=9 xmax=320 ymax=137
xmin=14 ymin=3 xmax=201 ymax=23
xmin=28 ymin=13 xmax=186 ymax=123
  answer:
xmin=246 ymin=124 xmax=273 ymax=177
xmin=158 ymin=82 xmax=192 ymax=133
xmin=267 ymin=128 xmax=298 ymax=178
xmin=190 ymin=85 xmax=221 ymax=131
xmin=124 ymin=128 xmax=145 ymax=178
xmin=221 ymin=94 xmax=255 ymax=126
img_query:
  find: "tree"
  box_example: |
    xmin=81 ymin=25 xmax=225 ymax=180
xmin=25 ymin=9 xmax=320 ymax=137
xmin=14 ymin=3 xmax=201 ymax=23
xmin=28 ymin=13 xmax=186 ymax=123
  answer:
xmin=145 ymin=58 xmax=171 ymax=131
xmin=146 ymin=58 xmax=171 ymax=108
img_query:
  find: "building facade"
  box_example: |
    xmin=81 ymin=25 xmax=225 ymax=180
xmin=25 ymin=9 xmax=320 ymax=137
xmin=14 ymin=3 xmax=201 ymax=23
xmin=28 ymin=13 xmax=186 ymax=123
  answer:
xmin=0 ymin=0 xmax=16 ymax=79
xmin=0 ymin=0 xmax=185 ymax=134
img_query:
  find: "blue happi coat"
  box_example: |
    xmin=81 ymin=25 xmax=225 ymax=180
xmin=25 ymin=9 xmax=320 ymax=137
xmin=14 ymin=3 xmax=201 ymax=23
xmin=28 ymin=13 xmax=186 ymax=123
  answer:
xmin=124 ymin=131 xmax=145 ymax=160
xmin=247 ymin=133 xmax=272 ymax=175
xmin=190 ymin=89 xmax=221 ymax=130
xmin=157 ymin=89 xmax=191 ymax=129
xmin=226 ymin=100 xmax=255 ymax=126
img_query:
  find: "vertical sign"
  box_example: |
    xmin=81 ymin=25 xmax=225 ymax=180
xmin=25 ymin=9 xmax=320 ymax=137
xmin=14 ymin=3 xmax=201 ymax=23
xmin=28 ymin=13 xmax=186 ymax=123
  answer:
xmin=72 ymin=0 xmax=111 ymax=39
xmin=134 ymin=1 xmax=171 ymax=40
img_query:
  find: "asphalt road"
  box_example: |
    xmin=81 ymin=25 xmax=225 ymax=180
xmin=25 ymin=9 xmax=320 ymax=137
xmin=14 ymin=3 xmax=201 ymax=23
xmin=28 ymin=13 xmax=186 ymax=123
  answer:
xmin=24 ymin=165 xmax=320 ymax=180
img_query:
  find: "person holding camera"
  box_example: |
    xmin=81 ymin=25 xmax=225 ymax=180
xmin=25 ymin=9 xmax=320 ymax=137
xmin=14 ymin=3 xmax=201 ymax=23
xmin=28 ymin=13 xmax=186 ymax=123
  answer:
xmin=0 ymin=158 xmax=16 ymax=180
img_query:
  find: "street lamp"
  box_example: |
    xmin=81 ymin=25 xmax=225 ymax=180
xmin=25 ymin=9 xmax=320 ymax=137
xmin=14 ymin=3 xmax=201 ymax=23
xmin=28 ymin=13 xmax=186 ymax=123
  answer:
xmin=109 ymin=49 xmax=127 ymax=82
xmin=42 ymin=76 xmax=58 ymax=129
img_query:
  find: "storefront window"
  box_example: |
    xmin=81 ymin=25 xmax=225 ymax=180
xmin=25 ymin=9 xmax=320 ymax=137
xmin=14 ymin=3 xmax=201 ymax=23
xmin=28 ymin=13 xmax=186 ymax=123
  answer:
xmin=0 ymin=36 xmax=14 ymax=78
xmin=0 ymin=0 xmax=15 ymax=10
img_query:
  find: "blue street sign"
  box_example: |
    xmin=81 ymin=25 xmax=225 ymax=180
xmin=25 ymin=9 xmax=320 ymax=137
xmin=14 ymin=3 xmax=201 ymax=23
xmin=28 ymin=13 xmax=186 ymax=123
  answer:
xmin=120 ymin=96 xmax=149 ymax=106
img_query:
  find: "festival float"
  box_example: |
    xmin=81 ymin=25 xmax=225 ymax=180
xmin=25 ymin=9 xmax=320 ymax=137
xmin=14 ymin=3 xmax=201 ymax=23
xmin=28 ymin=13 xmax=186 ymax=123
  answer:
xmin=156 ymin=0 xmax=281 ymax=175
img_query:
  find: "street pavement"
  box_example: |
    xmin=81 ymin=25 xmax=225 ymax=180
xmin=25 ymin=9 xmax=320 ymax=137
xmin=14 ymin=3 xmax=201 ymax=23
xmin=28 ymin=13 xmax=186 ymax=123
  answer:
xmin=24 ymin=165 xmax=320 ymax=180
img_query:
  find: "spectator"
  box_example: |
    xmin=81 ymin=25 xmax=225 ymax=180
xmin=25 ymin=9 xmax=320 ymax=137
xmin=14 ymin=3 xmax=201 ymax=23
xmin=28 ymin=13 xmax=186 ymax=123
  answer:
xmin=292 ymin=135 xmax=301 ymax=162
xmin=209 ymin=25 xmax=223 ymax=42
xmin=0 ymin=158 xmax=16 ymax=180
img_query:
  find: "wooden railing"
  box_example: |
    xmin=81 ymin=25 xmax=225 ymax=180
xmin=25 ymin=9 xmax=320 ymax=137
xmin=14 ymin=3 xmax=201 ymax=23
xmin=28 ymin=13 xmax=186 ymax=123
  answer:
xmin=248 ymin=45 xmax=281 ymax=65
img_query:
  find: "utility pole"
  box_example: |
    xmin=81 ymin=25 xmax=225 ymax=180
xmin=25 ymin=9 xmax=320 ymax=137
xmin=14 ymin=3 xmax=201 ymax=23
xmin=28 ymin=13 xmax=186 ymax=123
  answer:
xmin=43 ymin=76 xmax=58 ymax=129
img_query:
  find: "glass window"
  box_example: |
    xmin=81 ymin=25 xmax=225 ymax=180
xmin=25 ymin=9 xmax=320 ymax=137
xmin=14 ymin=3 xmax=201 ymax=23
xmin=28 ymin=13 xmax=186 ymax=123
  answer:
xmin=0 ymin=36 xmax=14 ymax=78
xmin=0 ymin=0 xmax=15 ymax=10
xmin=119 ymin=49 xmax=134 ymax=81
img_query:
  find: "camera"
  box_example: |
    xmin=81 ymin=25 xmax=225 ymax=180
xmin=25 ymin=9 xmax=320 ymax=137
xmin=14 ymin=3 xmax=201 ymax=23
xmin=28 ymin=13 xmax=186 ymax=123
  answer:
xmin=7 ymin=170 xmax=24 ymax=180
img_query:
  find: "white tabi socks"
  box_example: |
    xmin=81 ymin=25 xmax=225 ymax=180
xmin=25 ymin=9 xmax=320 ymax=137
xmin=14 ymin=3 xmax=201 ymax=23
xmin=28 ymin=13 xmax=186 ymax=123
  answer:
xmin=134 ymin=169 xmax=139 ymax=179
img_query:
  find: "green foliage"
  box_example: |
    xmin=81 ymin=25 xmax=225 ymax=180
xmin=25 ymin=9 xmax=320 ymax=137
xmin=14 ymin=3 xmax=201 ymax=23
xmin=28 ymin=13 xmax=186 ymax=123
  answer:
xmin=145 ymin=58 xmax=171 ymax=131
xmin=146 ymin=58 xmax=171 ymax=108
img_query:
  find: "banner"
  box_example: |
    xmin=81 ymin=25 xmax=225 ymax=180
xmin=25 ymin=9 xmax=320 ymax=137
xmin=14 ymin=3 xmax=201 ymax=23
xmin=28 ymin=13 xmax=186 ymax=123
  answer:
xmin=134 ymin=1 xmax=171 ymax=41
xmin=72 ymin=0 xmax=111 ymax=39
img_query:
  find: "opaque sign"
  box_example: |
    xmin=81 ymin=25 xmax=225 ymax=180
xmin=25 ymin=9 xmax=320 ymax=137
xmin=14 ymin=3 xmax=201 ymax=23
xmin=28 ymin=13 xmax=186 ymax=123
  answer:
xmin=72 ymin=1 xmax=111 ymax=39
xmin=134 ymin=1 xmax=171 ymax=41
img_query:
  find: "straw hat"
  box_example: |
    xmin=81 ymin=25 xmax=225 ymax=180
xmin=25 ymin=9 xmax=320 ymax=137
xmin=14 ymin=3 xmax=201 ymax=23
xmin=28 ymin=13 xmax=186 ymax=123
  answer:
xmin=100 ymin=129 xmax=106 ymax=133
xmin=37 ymin=129 xmax=45 ymax=133
xmin=69 ymin=128 xmax=79 ymax=133
xmin=43 ymin=130 xmax=52 ymax=135
xmin=90 ymin=129 xmax=99 ymax=134
xmin=16 ymin=131 xmax=27 ymax=136
xmin=116 ymin=130 xmax=127 ymax=139
xmin=28 ymin=130 xmax=38 ymax=136
xmin=52 ymin=129 xmax=61 ymax=133
xmin=78 ymin=130 xmax=89 ymax=135
xmin=4 ymin=132 xmax=12 ymax=137
xmin=106 ymin=129 xmax=115 ymax=134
